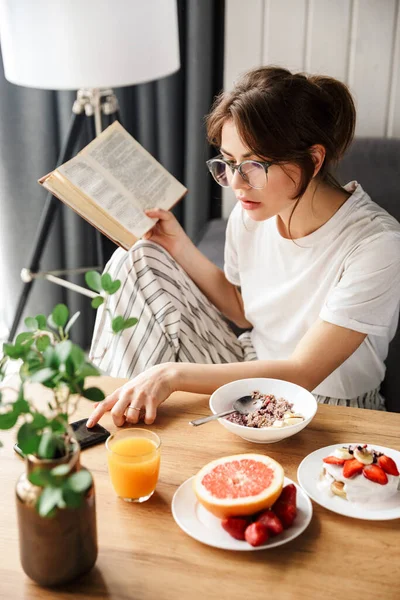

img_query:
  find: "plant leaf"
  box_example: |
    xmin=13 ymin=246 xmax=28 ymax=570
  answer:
xmin=36 ymin=335 xmax=51 ymax=352
xmin=35 ymin=314 xmax=47 ymax=329
xmin=24 ymin=317 xmax=38 ymax=331
xmin=13 ymin=397 xmax=31 ymax=415
xmin=65 ymin=311 xmax=81 ymax=334
xmin=47 ymin=315 xmax=57 ymax=330
xmin=111 ymin=316 xmax=124 ymax=333
xmin=108 ymin=280 xmax=121 ymax=295
xmin=55 ymin=340 xmax=72 ymax=364
xmin=19 ymin=350 xmax=43 ymax=379
xmin=17 ymin=422 xmax=41 ymax=454
xmin=30 ymin=412 xmax=48 ymax=429
xmin=48 ymin=416 xmax=68 ymax=433
xmin=37 ymin=431 xmax=58 ymax=459
xmin=28 ymin=468 xmax=54 ymax=487
xmin=91 ymin=296 xmax=104 ymax=309
xmin=85 ymin=271 xmax=102 ymax=293
xmin=29 ymin=367 xmax=56 ymax=384
xmin=37 ymin=487 xmax=62 ymax=518
xmin=122 ymin=317 xmax=138 ymax=331
xmin=0 ymin=407 xmax=19 ymax=430
xmin=67 ymin=470 xmax=92 ymax=494
xmin=15 ymin=332 xmax=35 ymax=347
xmin=57 ymin=496 xmax=67 ymax=509
xmin=70 ymin=345 xmax=85 ymax=371
xmin=51 ymin=464 xmax=71 ymax=477
xmin=3 ymin=343 xmax=24 ymax=360
xmin=78 ymin=363 xmax=100 ymax=378
xmin=51 ymin=304 xmax=69 ymax=328
xmin=62 ymin=487 xmax=82 ymax=509
xmin=43 ymin=345 xmax=58 ymax=369
xmin=82 ymin=387 xmax=105 ymax=402
xmin=101 ymin=272 xmax=112 ymax=292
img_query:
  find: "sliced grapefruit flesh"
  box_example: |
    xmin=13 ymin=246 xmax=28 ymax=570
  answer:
xmin=193 ymin=453 xmax=284 ymax=518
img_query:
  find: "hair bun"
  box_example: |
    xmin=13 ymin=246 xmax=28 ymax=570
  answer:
xmin=308 ymin=75 xmax=356 ymax=160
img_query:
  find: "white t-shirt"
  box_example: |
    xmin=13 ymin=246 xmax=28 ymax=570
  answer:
xmin=224 ymin=182 xmax=400 ymax=399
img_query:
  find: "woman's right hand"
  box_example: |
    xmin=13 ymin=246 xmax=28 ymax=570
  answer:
xmin=86 ymin=363 xmax=178 ymax=427
xmin=143 ymin=208 xmax=191 ymax=258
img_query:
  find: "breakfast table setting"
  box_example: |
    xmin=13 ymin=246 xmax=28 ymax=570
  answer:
xmin=1 ymin=375 xmax=400 ymax=600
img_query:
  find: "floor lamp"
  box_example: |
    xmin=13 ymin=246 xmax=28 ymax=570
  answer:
xmin=0 ymin=0 xmax=180 ymax=342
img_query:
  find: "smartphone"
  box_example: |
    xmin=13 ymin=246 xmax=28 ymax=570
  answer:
xmin=13 ymin=419 xmax=110 ymax=457
xmin=70 ymin=418 xmax=110 ymax=449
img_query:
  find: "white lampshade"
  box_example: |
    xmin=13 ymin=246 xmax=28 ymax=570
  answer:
xmin=0 ymin=0 xmax=180 ymax=90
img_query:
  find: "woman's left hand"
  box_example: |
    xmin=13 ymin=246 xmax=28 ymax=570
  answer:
xmin=86 ymin=363 xmax=177 ymax=427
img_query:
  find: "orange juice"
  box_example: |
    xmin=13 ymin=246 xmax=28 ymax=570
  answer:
xmin=106 ymin=430 xmax=161 ymax=502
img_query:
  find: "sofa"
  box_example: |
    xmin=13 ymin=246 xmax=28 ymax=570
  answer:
xmin=197 ymin=138 xmax=400 ymax=412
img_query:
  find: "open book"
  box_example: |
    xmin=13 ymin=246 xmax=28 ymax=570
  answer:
xmin=39 ymin=121 xmax=187 ymax=250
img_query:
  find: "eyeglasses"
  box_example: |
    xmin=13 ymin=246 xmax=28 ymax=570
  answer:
xmin=206 ymin=155 xmax=275 ymax=189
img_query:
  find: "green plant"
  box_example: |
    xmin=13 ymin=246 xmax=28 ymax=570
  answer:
xmin=0 ymin=270 xmax=137 ymax=516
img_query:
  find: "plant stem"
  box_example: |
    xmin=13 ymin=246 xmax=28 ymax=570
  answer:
xmin=64 ymin=391 xmax=71 ymax=417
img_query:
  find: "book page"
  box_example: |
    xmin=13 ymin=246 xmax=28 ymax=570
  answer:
xmin=57 ymin=122 xmax=187 ymax=239
xmin=57 ymin=158 xmax=152 ymax=238
xmin=43 ymin=172 xmax=137 ymax=249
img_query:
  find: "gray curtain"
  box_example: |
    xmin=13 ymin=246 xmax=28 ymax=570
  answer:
xmin=0 ymin=0 xmax=224 ymax=348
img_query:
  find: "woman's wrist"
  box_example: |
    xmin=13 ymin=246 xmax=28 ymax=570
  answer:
xmin=160 ymin=362 xmax=185 ymax=395
xmin=163 ymin=362 xmax=222 ymax=396
xmin=171 ymin=235 xmax=196 ymax=264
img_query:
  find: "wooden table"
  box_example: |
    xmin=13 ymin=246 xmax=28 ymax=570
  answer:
xmin=1 ymin=376 xmax=400 ymax=600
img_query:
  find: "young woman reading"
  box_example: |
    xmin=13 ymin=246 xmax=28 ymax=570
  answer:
xmin=87 ymin=66 xmax=400 ymax=429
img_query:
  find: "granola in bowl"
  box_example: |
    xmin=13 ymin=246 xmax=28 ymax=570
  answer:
xmin=225 ymin=391 xmax=305 ymax=429
xmin=209 ymin=378 xmax=317 ymax=444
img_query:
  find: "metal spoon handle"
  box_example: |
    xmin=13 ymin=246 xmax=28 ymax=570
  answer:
xmin=189 ymin=409 xmax=235 ymax=427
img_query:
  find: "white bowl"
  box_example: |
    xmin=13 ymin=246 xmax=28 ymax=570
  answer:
xmin=209 ymin=378 xmax=317 ymax=444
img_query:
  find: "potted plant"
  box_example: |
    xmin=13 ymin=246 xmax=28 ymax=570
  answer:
xmin=0 ymin=271 xmax=137 ymax=586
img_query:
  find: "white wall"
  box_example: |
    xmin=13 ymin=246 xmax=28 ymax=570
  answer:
xmin=222 ymin=0 xmax=400 ymax=216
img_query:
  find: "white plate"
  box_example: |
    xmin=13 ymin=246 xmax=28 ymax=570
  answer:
xmin=297 ymin=443 xmax=400 ymax=521
xmin=171 ymin=476 xmax=312 ymax=551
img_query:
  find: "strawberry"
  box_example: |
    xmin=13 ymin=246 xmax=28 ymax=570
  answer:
xmin=256 ymin=510 xmax=284 ymax=536
xmin=323 ymin=456 xmax=345 ymax=465
xmin=378 ymin=455 xmax=399 ymax=477
xmin=342 ymin=458 xmax=364 ymax=478
xmin=363 ymin=464 xmax=388 ymax=485
xmin=272 ymin=484 xmax=297 ymax=529
xmin=278 ymin=483 xmax=297 ymax=505
xmin=244 ymin=522 xmax=269 ymax=547
xmin=221 ymin=516 xmax=250 ymax=540
xmin=273 ymin=502 xmax=297 ymax=529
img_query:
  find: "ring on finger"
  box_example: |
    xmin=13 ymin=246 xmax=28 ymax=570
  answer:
xmin=127 ymin=405 xmax=141 ymax=412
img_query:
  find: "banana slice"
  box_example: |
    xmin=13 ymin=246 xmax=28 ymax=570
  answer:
xmin=272 ymin=420 xmax=284 ymax=428
xmin=331 ymin=481 xmax=347 ymax=499
xmin=354 ymin=448 xmax=373 ymax=465
xmin=283 ymin=417 xmax=304 ymax=426
xmin=334 ymin=447 xmax=353 ymax=460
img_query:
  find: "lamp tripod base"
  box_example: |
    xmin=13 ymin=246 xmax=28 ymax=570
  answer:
xmin=7 ymin=88 xmax=121 ymax=342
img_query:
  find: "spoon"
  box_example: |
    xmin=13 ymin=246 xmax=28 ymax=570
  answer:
xmin=189 ymin=395 xmax=264 ymax=427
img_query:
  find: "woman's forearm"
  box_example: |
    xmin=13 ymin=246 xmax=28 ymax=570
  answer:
xmin=170 ymin=359 xmax=314 ymax=396
xmin=172 ymin=239 xmax=252 ymax=328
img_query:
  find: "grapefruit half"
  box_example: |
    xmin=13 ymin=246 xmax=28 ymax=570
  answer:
xmin=193 ymin=453 xmax=284 ymax=518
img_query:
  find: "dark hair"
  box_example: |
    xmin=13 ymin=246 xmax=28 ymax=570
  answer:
xmin=206 ymin=66 xmax=356 ymax=199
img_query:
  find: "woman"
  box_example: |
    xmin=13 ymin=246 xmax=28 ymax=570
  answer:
xmin=87 ymin=66 xmax=400 ymax=429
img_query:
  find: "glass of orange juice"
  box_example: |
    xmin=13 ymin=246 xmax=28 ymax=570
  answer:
xmin=106 ymin=429 xmax=161 ymax=502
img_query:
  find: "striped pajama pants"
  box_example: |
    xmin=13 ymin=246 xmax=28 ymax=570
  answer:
xmin=89 ymin=241 xmax=385 ymax=411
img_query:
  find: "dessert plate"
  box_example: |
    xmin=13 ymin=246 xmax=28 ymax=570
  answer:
xmin=171 ymin=476 xmax=312 ymax=551
xmin=297 ymin=443 xmax=400 ymax=521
